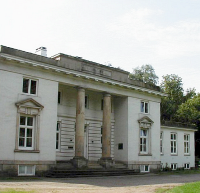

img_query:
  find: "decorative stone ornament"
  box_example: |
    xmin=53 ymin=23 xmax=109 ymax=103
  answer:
xmin=138 ymin=116 xmax=154 ymax=129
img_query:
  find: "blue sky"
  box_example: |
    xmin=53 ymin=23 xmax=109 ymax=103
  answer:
xmin=1 ymin=0 xmax=200 ymax=92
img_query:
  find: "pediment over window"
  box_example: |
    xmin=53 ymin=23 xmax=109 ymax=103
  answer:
xmin=138 ymin=116 xmax=154 ymax=128
xmin=16 ymin=98 xmax=44 ymax=115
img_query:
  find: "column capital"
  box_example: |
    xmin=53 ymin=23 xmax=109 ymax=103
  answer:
xmin=103 ymin=92 xmax=111 ymax=97
xmin=75 ymin=86 xmax=85 ymax=92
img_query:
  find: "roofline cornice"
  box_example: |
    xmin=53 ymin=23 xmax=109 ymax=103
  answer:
xmin=161 ymin=125 xmax=197 ymax=131
xmin=0 ymin=53 xmax=167 ymax=97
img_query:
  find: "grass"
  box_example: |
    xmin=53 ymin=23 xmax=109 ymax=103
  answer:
xmin=155 ymin=181 xmax=200 ymax=193
xmin=158 ymin=168 xmax=200 ymax=175
xmin=0 ymin=190 xmax=35 ymax=193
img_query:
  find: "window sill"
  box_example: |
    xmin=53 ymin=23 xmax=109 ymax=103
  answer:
xmin=14 ymin=149 xmax=40 ymax=153
xmin=138 ymin=153 xmax=152 ymax=156
xmin=171 ymin=154 xmax=178 ymax=156
xmin=160 ymin=153 xmax=164 ymax=156
xmin=184 ymin=154 xmax=190 ymax=156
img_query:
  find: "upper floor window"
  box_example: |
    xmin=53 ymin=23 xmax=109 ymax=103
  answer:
xmin=141 ymin=101 xmax=149 ymax=114
xmin=184 ymin=134 xmax=190 ymax=154
xmin=58 ymin=91 xmax=61 ymax=104
xmin=171 ymin=133 xmax=177 ymax=154
xmin=85 ymin=95 xmax=89 ymax=109
xmin=22 ymin=78 xmax=37 ymax=95
xmin=19 ymin=116 xmax=34 ymax=150
xmin=140 ymin=129 xmax=148 ymax=153
xmin=101 ymin=99 xmax=104 ymax=110
xmin=160 ymin=132 xmax=163 ymax=154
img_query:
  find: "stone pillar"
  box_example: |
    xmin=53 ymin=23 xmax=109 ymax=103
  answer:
xmin=72 ymin=87 xmax=87 ymax=168
xmin=100 ymin=93 xmax=113 ymax=168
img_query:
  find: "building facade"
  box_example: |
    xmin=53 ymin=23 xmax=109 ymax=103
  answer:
xmin=0 ymin=46 xmax=196 ymax=176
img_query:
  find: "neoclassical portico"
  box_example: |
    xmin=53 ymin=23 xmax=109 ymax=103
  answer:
xmin=72 ymin=88 xmax=113 ymax=168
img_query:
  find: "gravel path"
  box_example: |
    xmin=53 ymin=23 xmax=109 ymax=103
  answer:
xmin=0 ymin=173 xmax=200 ymax=193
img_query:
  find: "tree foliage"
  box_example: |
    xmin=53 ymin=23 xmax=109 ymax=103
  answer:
xmin=130 ymin=64 xmax=158 ymax=85
xmin=176 ymin=94 xmax=200 ymax=126
xmin=160 ymin=74 xmax=184 ymax=121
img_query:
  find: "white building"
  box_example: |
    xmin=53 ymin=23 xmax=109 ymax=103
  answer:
xmin=161 ymin=122 xmax=196 ymax=170
xmin=0 ymin=46 xmax=196 ymax=176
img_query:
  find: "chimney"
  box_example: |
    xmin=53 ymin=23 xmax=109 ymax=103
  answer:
xmin=35 ymin=47 xmax=47 ymax=57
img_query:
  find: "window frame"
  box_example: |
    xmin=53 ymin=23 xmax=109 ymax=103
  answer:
xmin=101 ymin=99 xmax=104 ymax=110
xmin=170 ymin=133 xmax=177 ymax=155
xmin=160 ymin=132 xmax=163 ymax=154
xmin=141 ymin=101 xmax=149 ymax=114
xmin=18 ymin=165 xmax=35 ymax=176
xmin=85 ymin=95 xmax=89 ymax=109
xmin=171 ymin=163 xmax=177 ymax=170
xmin=140 ymin=165 xmax=150 ymax=173
xmin=58 ymin=91 xmax=62 ymax=104
xmin=184 ymin=134 xmax=190 ymax=155
xmin=18 ymin=115 xmax=34 ymax=150
xmin=184 ymin=163 xmax=190 ymax=169
xmin=15 ymin=98 xmax=44 ymax=153
xmin=140 ymin=129 xmax=148 ymax=154
xmin=56 ymin=122 xmax=61 ymax=151
xmin=22 ymin=78 xmax=38 ymax=96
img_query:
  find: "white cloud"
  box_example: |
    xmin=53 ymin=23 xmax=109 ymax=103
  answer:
xmin=109 ymin=9 xmax=200 ymax=60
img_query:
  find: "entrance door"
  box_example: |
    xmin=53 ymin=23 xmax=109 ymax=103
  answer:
xmin=84 ymin=125 xmax=88 ymax=159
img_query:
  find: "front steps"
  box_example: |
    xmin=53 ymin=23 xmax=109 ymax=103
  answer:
xmin=47 ymin=160 xmax=137 ymax=178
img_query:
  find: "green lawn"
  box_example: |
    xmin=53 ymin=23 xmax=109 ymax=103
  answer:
xmin=156 ymin=181 xmax=200 ymax=193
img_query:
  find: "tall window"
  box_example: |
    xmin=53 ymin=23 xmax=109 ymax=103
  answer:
xmin=58 ymin=91 xmax=61 ymax=104
xmin=141 ymin=101 xmax=149 ymax=113
xmin=171 ymin=133 xmax=177 ymax=154
xmin=85 ymin=95 xmax=89 ymax=109
xmin=19 ymin=116 xmax=34 ymax=150
xmin=22 ymin=78 xmax=37 ymax=95
xmin=160 ymin=132 xmax=163 ymax=154
xmin=184 ymin=134 xmax=190 ymax=154
xmin=56 ymin=122 xmax=60 ymax=150
xmin=140 ymin=129 xmax=148 ymax=153
xmin=101 ymin=99 xmax=104 ymax=110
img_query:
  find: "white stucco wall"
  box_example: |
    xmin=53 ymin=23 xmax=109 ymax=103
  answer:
xmin=0 ymin=67 xmax=58 ymax=162
xmin=127 ymin=96 xmax=161 ymax=164
xmin=114 ymin=97 xmax=128 ymax=162
xmin=161 ymin=126 xmax=196 ymax=168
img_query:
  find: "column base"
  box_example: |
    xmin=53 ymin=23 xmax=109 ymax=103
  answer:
xmin=71 ymin=157 xmax=88 ymax=169
xmin=99 ymin=157 xmax=113 ymax=168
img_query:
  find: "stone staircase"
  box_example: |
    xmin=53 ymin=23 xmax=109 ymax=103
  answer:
xmin=47 ymin=160 xmax=137 ymax=178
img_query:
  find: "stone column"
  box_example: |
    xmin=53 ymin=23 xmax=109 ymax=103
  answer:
xmin=72 ymin=87 xmax=87 ymax=168
xmin=100 ymin=93 xmax=113 ymax=168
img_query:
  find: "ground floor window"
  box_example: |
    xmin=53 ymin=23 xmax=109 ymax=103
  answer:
xmin=171 ymin=163 xmax=177 ymax=170
xmin=140 ymin=129 xmax=148 ymax=153
xmin=184 ymin=163 xmax=190 ymax=169
xmin=18 ymin=165 xmax=35 ymax=176
xmin=19 ymin=116 xmax=34 ymax=150
xmin=56 ymin=122 xmax=61 ymax=150
xmin=140 ymin=165 xmax=149 ymax=172
xmin=184 ymin=134 xmax=190 ymax=154
xmin=170 ymin=133 xmax=177 ymax=154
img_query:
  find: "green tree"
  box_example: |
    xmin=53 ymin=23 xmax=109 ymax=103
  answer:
xmin=160 ymin=74 xmax=184 ymax=121
xmin=130 ymin=64 xmax=158 ymax=85
xmin=184 ymin=88 xmax=196 ymax=102
xmin=176 ymin=94 xmax=200 ymax=126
